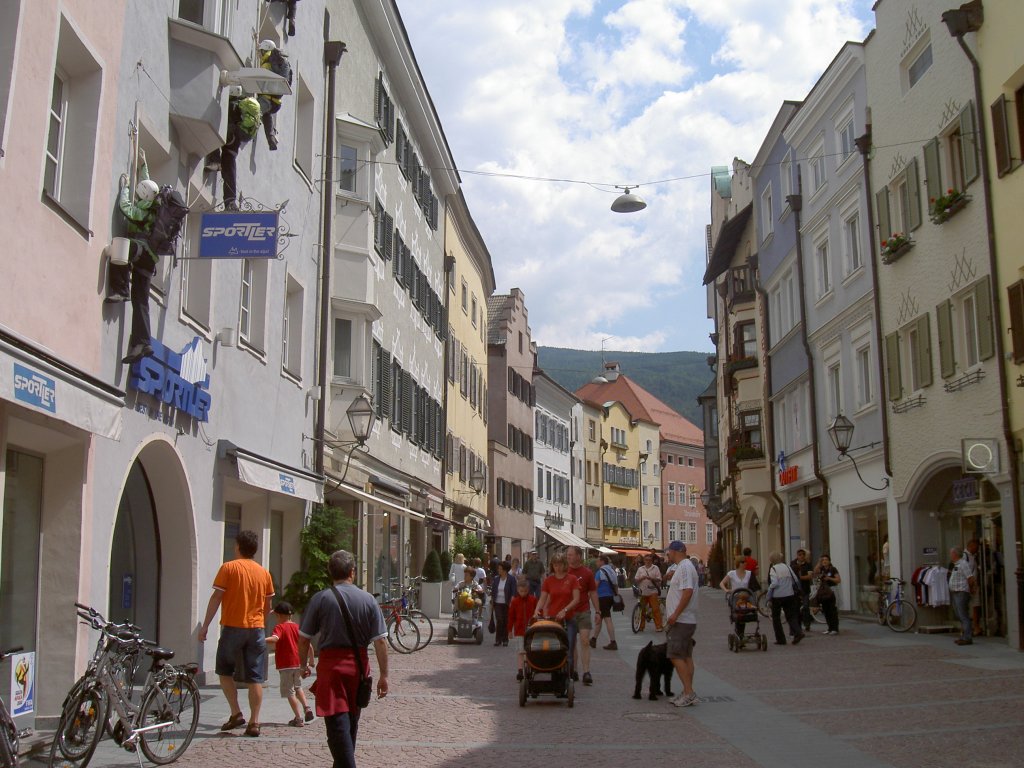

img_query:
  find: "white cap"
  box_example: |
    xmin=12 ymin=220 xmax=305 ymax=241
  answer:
xmin=136 ymin=179 xmax=159 ymax=202
xmin=259 ymin=39 xmax=277 ymax=51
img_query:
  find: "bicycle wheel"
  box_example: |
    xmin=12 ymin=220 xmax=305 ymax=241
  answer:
xmin=809 ymin=604 xmax=828 ymax=624
xmin=138 ymin=673 xmax=200 ymax=765
xmin=405 ymin=609 xmax=434 ymax=649
xmin=875 ymin=594 xmax=888 ymax=625
xmin=630 ymin=603 xmax=644 ymax=634
xmin=756 ymin=592 xmax=771 ymax=618
xmin=387 ymin=616 xmax=420 ymax=653
xmin=885 ymin=599 xmax=917 ymax=633
xmin=0 ymin=705 xmax=17 ymax=768
xmin=49 ymin=685 xmax=106 ymax=766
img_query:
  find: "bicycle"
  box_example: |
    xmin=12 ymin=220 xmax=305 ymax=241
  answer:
xmin=875 ymin=577 xmax=917 ymax=632
xmin=48 ymin=604 xmax=200 ymax=768
xmin=630 ymin=587 xmax=667 ymax=633
xmin=1 ymin=646 xmax=25 ymax=767
xmin=756 ymin=589 xmax=827 ymax=626
xmin=377 ymin=593 xmax=422 ymax=654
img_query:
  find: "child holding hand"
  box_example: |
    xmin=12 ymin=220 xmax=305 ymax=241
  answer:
xmin=266 ymin=601 xmax=314 ymax=727
xmin=507 ymin=580 xmax=538 ymax=681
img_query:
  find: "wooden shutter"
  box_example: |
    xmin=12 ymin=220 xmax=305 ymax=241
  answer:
xmin=923 ymin=138 xmax=942 ymax=204
xmin=992 ymin=96 xmax=1013 ymax=177
xmin=395 ymin=121 xmax=406 ymax=175
xmin=402 ymin=370 xmax=413 ymax=435
xmin=936 ymin=300 xmax=956 ymax=379
xmin=885 ymin=332 xmax=902 ymax=401
xmin=379 ymin=349 xmax=392 ymax=420
xmin=907 ymin=158 xmax=922 ymax=231
xmin=976 ymin=275 xmax=995 ymax=361
xmin=960 ymin=101 xmax=979 ymax=185
xmin=1008 ymin=280 xmax=1024 ymax=364
xmin=876 ymin=187 xmax=891 ymax=243
xmin=916 ymin=314 xmax=933 ymax=389
xmin=391 ymin=362 xmax=402 ymax=430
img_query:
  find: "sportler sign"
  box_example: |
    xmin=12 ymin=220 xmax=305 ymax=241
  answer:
xmin=199 ymin=211 xmax=279 ymax=259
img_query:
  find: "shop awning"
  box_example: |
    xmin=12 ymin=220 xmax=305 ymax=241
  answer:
xmin=333 ymin=481 xmax=425 ymax=520
xmin=233 ymin=448 xmax=324 ymax=503
xmin=591 ymin=544 xmax=617 ymax=555
xmin=614 ymin=547 xmax=659 ymax=558
xmin=537 ymin=526 xmax=599 ymax=551
xmin=0 ymin=330 xmax=124 ymax=440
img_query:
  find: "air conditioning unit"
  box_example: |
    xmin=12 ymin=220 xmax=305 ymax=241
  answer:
xmin=962 ymin=438 xmax=1001 ymax=475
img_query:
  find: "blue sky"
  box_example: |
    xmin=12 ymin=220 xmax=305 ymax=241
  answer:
xmin=397 ymin=1 xmax=875 ymax=353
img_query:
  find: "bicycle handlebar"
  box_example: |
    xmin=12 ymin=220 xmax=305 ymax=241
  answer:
xmin=0 ymin=646 xmax=24 ymax=661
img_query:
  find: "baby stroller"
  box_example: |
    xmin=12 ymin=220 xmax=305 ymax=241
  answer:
xmin=727 ymin=588 xmax=767 ymax=652
xmin=519 ymin=620 xmax=574 ymax=707
xmin=447 ymin=584 xmax=485 ymax=644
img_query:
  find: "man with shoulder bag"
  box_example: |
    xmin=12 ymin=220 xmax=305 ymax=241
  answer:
xmin=590 ymin=554 xmax=620 ymax=651
xmin=299 ymin=550 xmax=388 ymax=768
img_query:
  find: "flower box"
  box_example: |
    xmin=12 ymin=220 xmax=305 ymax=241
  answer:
xmin=880 ymin=233 xmax=914 ymax=265
xmin=929 ymin=189 xmax=970 ymax=225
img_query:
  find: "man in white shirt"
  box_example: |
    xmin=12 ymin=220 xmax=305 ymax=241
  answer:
xmin=663 ymin=540 xmax=699 ymax=707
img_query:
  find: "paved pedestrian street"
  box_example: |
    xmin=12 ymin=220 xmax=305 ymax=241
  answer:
xmin=32 ymin=589 xmax=1024 ymax=768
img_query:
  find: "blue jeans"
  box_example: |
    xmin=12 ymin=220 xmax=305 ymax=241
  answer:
xmin=952 ymin=590 xmax=972 ymax=641
xmin=565 ymin=619 xmax=577 ymax=677
xmin=325 ymin=711 xmax=360 ymax=768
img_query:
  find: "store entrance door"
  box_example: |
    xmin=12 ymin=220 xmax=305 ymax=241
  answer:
xmin=961 ymin=508 xmax=1005 ymax=637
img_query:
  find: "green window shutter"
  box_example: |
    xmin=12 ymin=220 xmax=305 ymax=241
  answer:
xmin=885 ymin=332 xmax=902 ymax=401
xmin=960 ymin=101 xmax=979 ymax=186
xmin=992 ymin=96 xmax=1013 ymax=177
xmin=923 ymin=138 xmax=942 ymax=205
xmin=876 ymin=187 xmax=891 ymax=243
xmin=380 ymin=349 xmax=391 ymax=420
xmin=936 ymin=300 xmax=956 ymax=378
xmin=976 ymin=275 xmax=995 ymax=361
xmin=402 ymin=370 xmax=413 ymax=435
xmin=1008 ymin=281 xmax=1024 ymax=364
xmin=907 ymin=158 xmax=922 ymax=231
xmin=917 ymin=314 xmax=933 ymax=388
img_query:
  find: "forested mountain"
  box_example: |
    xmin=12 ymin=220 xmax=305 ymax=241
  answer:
xmin=535 ymin=347 xmax=714 ymax=428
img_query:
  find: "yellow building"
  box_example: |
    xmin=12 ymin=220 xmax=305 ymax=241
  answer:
xmin=581 ymin=401 xmax=605 ymax=542
xmin=443 ymin=191 xmax=495 ymax=541
xmin=598 ymin=401 xmax=642 ymax=548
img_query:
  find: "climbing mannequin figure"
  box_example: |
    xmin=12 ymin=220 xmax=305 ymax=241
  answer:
xmin=266 ymin=0 xmax=300 ymax=37
xmin=256 ymin=40 xmax=292 ymax=151
xmin=215 ymin=95 xmax=261 ymax=210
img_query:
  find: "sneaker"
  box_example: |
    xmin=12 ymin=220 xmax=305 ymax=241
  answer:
xmin=122 ymin=344 xmax=147 ymax=364
xmin=582 ymin=672 xmax=593 ymax=686
xmin=603 ymin=641 xmax=618 ymax=650
xmin=955 ymin=638 xmax=973 ymax=645
xmin=672 ymin=692 xmax=698 ymax=708
xmin=104 ymin=294 xmax=129 ymax=304
xmin=793 ymin=633 xmax=805 ymax=645
xmin=304 ymin=708 xmax=314 ymax=722
xmin=589 ymin=637 xmax=597 ymax=649
xmin=267 ymin=135 xmax=279 ymax=151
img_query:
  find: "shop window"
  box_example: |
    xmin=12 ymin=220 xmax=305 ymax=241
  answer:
xmin=282 ymin=275 xmax=303 ymax=378
xmin=1 ymin=450 xmax=42 ymax=659
xmin=239 ymin=258 xmax=268 ymax=353
xmin=293 ymin=74 xmax=314 ymax=181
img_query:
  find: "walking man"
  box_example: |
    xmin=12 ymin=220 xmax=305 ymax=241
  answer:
xmin=790 ymin=549 xmax=814 ymax=631
xmin=199 ymin=530 xmax=275 ymax=737
xmin=523 ymin=550 xmax=545 ymax=598
xmin=634 ymin=553 xmax=664 ymax=631
xmin=663 ymin=540 xmax=699 ymax=707
xmin=565 ymin=545 xmax=599 ymax=685
xmin=949 ymin=546 xmax=976 ymax=646
xmin=298 ymin=550 xmax=389 ymax=768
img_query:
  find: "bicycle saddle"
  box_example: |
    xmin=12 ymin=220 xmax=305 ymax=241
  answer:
xmin=145 ymin=646 xmax=175 ymax=661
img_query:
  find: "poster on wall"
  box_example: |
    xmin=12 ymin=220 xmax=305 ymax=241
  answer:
xmin=11 ymin=651 xmax=34 ymax=716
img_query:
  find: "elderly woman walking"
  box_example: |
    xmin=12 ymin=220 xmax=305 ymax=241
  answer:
xmin=766 ymin=552 xmax=804 ymax=645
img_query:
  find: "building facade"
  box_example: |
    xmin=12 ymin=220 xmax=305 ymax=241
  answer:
xmin=533 ymin=371 xmax=578 ymax=537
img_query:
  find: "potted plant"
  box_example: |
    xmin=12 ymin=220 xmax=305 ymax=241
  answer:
xmin=880 ymin=232 xmax=913 ymax=264
xmin=418 ymin=549 xmax=447 ymax=619
xmin=929 ymin=188 xmax=970 ymax=224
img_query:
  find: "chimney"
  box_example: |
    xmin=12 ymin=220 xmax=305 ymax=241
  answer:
xmin=604 ymin=361 xmax=620 ymax=381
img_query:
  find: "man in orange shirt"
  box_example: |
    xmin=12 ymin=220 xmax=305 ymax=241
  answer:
xmin=199 ymin=530 xmax=275 ymax=737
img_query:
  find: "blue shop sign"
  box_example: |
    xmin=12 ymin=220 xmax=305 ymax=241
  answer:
xmin=279 ymin=473 xmax=296 ymax=495
xmin=13 ymin=363 xmax=56 ymax=413
xmin=199 ymin=211 xmax=279 ymax=259
xmin=129 ymin=337 xmax=212 ymax=422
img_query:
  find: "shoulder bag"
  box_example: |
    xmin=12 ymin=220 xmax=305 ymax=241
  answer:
xmin=602 ymin=566 xmax=625 ymax=612
xmin=331 ymin=586 xmax=374 ymax=708
xmin=813 ymin=572 xmax=835 ymax=603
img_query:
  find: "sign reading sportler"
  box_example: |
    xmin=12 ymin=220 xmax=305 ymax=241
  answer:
xmin=199 ymin=211 xmax=279 ymax=258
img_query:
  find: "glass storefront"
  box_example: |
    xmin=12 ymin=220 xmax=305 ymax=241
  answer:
xmin=850 ymin=504 xmax=887 ymax=616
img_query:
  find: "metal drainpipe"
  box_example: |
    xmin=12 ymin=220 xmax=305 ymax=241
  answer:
xmin=786 ymin=187 xmax=831 ymax=551
xmin=441 ymin=251 xmax=454 ymax=491
xmin=314 ymin=41 xmax=348 ymax=478
xmin=948 ymin=21 xmax=1024 ymax=649
xmin=752 ymin=255 xmax=787 ymax=554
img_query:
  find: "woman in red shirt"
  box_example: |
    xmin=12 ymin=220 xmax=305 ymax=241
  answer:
xmin=533 ymin=552 xmax=580 ymax=623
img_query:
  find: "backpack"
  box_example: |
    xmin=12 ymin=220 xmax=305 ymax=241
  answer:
xmin=265 ymin=50 xmax=293 ymax=86
xmin=144 ymin=187 xmax=189 ymax=256
xmin=236 ymin=96 xmax=262 ymax=140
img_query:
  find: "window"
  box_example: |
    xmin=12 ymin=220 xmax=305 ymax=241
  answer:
xmin=374 ymin=72 xmax=395 ymax=144
xmin=642 ymin=486 xmax=648 ymax=504
xmin=180 ymin=212 xmax=212 ymax=328
xmin=907 ymin=43 xmax=932 ymax=89
xmin=178 ymin=0 xmax=231 ymax=34
xmin=686 ymin=522 xmax=696 ymax=544
xmin=333 ymin=318 xmax=352 ymax=378
xmin=44 ymin=73 xmax=67 ymax=200
xmin=937 ymin=277 xmax=995 ymax=375
xmin=667 ymin=483 xmax=676 ymax=505
xmin=737 ymin=321 xmax=757 ymax=357
xmin=461 ymin=281 xmax=468 ymax=313
xmin=293 ymin=75 xmax=314 ymax=180
xmin=373 ymin=199 xmax=393 ymax=259
xmin=239 ymin=259 xmax=268 ymax=351
xmin=826 ymin=362 xmax=841 ymax=419
xmin=1008 ymin=280 xmax=1024 ymax=364
xmin=844 ymin=213 xmax=862 ymax=275
xmin=338 ymin=144 xmax=358 ymax=193
xmin=769 ymin=269 xmax=798 ymax=344
xmin=653 ymin=488 xmax=660 ymax=506
xmin=0 ymin=0 xmax=21 ymax=156
xmin=740 ymin=411 xmax=762 ymax=449
xmin=855 ymin=344 xmax=872 ymax=410
xmin=471 ymin=296 xmax=478 ymax=327
xmin=888 ymin=315 xmax=933 ymax=399
xmin=924 ymin=103 xmax=979 ymax=202
xmin=760 ymin=185 xmax=773 ymax=240
xmin=666 ymin=454 xmax=673 ymax=464
xmin=838 ymin=116 xmax=856 ymax=164
xmin=282 ymin=276 xmax=303 ymax=377
xmin=669 ymin=521 xmax=679 ymax=541
xmin=707 ymin=523 xmax=715 ymax=545
xmin=815 ymin=238 xmax=832 ymax=298
xmin=688 ymin=458 xmax=694 ymax=467
xmin=809 ymin=142 xmax=826 ymax=195
xmin=780 ymin=152 xmax=793 ymax=201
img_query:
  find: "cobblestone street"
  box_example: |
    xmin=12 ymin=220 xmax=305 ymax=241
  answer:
xmin=35 ymin=590 xmax=1024 ymax=768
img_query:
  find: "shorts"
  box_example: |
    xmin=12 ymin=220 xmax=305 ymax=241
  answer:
xmin=279 ymin=667 xmax=303 ymax=697
xmin=574 ymin=610 xmax=593 ymax=632
xmin=215 ymin=626 xmax=267 ymax=683
xmin=509 ymin=636 xmax=524 ymax=653
xmin=597 ymin=596 xmax=614 ymax=618
xmin=666 ymin=622 xmax=696 ymax=660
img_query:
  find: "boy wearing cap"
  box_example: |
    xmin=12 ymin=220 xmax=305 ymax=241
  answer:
xmin=266 ymin=601 xmax=314 ymax=726
xmin=663 ymin=541 xmax=699 ymax=708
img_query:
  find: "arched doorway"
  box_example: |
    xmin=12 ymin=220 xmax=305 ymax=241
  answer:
xmin=108 ymin=461 xmax=160 ymax=642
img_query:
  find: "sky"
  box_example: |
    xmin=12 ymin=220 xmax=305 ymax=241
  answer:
xmin=396 ymin=1 xmax=875 ymax=354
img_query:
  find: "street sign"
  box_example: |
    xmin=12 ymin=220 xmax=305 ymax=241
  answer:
xmin=199 ymin=211 xmax=279 ymax=258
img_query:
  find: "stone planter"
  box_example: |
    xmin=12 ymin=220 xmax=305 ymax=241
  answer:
xmin=419 ymin=580 xmax=449 ymax=619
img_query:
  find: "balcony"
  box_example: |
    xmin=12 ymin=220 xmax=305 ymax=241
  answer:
xmin=729 ymin=265 xmax=755 ymax=307
xmin=725 ymin=353 xmax=758 ymax=390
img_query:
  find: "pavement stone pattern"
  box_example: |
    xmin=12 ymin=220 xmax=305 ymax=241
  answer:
xmin=26 ymin=589 xmax=1024 ymax=768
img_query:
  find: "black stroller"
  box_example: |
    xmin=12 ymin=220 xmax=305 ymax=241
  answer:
xmin=519 ymin=620 xmax=574 ymax=707
xmin=727 ymin=588 xmax=767 ymax=652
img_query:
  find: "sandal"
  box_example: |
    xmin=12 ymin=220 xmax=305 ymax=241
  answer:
xmin=244 ymin=722 xmax=261 ymax=738
xmin=288 ymin=717 xmax=304 ymax=727
xmin=220 ymin=712 xmax=246 ymax=731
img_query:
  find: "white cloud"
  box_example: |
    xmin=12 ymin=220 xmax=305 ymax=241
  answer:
xmin=397 ymin=0 xmax=871 ymax=352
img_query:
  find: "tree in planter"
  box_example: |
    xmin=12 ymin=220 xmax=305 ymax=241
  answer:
xmin=282 ymin=505 xmax=355 ymax=613
xmin=439 ymin=550 xmax=453 ymax=582
xmin=421 ymin=549 xmax=444 ymax=582
xmin=452 ymin=529 xmax=484 ymax=562
xmin=707 ymin=534 xmax=726 ymax=587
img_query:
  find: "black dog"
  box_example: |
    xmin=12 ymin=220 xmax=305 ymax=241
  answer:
xmin=632 ymin=641 xmax=674 ymax=700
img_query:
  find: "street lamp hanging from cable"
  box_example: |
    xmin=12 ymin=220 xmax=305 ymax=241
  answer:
xmin=611 ymin=185 xmax=647 ymax=213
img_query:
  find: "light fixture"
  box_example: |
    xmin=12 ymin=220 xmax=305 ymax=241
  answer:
xmin=827 ymin=414 xmax=890 ymax=491
xmin=610 ymin=186 xmax=647 ymax=213
xmin=699 ymin=490 xmax=710 ymax=508
xmin=469 ymin=469 xmax=486 ymax=494
xmin=346 ymin=393 xmax=376 ymax=446
xmin=306 ymin=385 xmax=322 ymax=402
xmin=215 ymin=327 xmax=237 ymax=348
xmin=219 ymin=67 xmax=292 ymax=96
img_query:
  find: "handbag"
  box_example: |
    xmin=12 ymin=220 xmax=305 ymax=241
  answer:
xmin=488 ymin=611 xmax=496 ymax=634
xmin=749 ymin=571 xmax=761 ymax=592
xmin=600 ymin=565 xmax=625 ymax=612
xmin=814 ymin=581 xmax=834 ymax=603
xmin=330 ymin=586 xmax=373 ymax=708
xmin=611 ymin=593 xmax=625 ymax=612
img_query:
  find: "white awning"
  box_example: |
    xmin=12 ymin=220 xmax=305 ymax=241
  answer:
xmin=537 ymin=526 xmax=597 ymax=551
xmin=333 ymin=482 xmax=425 ymax=520
xmin=234 ymin=450 xmax=324 ymax=503
xmin=592 ymin=544 xmax=617 ymax=555
xmin=0 ymin=337 xmax=123 ymax=440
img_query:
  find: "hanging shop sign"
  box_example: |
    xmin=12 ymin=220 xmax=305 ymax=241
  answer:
xmin=129 ymin=337 xmax=212 ymax=422
xmin=778 ymin=465 xmax=799 ymax=486
xmin=199 ymin=211 xmax=279 ymax=259
xmin=952 ymin=476 xmax=979 ymax=504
